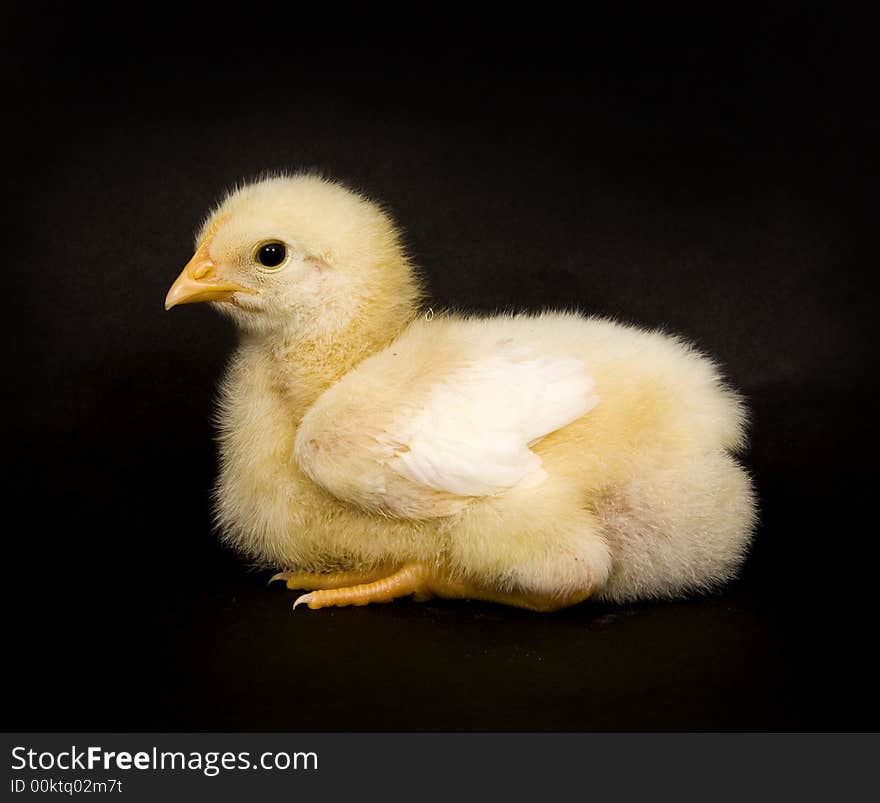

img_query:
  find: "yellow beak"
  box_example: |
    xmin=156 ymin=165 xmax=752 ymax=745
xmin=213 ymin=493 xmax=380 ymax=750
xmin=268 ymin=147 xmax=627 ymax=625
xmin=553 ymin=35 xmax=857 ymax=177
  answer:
xmin=165 ymin=248 xmax=255 ymax=310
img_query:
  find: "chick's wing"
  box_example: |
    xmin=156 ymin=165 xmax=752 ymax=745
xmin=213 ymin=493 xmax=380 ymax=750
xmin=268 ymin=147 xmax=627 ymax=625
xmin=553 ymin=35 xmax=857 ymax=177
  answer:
xmin=294 ymin=337 xmax=598 ymax=519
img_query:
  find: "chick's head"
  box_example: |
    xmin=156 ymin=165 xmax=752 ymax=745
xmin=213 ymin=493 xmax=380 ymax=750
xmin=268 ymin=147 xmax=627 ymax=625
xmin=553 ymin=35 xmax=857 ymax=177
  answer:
xmin=165 ymin=174 xmax=420 ymax=338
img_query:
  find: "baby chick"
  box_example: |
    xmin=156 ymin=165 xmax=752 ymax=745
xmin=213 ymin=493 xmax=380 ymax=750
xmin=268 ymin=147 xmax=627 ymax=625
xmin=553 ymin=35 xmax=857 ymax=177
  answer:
xmin=165 ymin=174 xmax=756 ymax=612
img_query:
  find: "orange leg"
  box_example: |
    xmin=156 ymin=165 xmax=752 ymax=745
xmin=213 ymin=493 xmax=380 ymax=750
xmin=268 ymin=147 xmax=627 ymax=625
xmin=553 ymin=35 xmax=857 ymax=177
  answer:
xmin=278 ymin=563 xmax=591 ymax=612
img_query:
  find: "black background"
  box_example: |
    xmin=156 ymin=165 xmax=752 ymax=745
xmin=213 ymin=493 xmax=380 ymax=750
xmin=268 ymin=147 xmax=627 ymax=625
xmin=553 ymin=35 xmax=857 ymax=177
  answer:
xmin=3 ymin=6 xmax=876 ymax=730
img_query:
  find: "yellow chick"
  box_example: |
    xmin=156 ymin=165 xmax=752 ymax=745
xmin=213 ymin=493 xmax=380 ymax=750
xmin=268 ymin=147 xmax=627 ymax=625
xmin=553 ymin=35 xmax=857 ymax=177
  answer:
xmin=165 ymin=174 xmax=756 ymax=612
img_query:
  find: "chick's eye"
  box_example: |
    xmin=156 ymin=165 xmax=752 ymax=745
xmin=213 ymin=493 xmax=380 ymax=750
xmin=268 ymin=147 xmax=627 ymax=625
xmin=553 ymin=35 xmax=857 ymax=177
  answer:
xmin=256 ymin=242 xmax=286 ymax=268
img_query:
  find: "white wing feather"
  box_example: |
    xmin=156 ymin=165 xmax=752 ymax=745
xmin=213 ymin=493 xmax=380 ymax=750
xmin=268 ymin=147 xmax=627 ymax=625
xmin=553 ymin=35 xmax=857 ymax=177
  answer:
xmin=384 ymin=349 xmax=598 ymax=497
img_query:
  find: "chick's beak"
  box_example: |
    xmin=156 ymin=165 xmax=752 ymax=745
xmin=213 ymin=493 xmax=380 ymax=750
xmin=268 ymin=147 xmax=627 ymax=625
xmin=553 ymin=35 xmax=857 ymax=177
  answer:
xmin=165 ymin=250 xmax=255 ymax=310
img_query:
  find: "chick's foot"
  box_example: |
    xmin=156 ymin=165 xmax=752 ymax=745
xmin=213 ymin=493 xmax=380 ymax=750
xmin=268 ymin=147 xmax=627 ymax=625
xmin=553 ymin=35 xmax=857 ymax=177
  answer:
xmin=281 ymin=563 xmax=591 ymax=612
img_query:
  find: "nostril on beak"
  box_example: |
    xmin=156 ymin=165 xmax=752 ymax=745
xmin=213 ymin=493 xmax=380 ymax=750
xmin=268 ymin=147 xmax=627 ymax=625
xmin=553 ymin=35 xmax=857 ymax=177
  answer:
xmin=192 ymin=263 xmax=215 ymax=281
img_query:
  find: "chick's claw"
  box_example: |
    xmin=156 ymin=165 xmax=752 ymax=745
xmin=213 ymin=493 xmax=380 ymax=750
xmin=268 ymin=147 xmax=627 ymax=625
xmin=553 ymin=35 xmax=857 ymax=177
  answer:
xmin=293 ymin=593 xmax=314 ymax=610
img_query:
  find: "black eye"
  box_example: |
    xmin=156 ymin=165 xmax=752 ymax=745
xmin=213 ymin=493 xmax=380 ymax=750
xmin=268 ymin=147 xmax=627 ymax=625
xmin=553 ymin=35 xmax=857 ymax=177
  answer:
xmin=256 ymin=242 xmax=286 ymax=268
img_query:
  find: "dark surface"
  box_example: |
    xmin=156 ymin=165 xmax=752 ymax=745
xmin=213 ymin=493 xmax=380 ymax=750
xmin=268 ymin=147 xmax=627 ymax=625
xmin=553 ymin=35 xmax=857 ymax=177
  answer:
xmin=3 ymin=8 xmax=876 ymax=730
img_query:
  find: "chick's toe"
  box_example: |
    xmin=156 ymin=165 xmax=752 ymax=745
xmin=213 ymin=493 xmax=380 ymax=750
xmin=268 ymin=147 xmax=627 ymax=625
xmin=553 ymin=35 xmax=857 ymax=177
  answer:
xmin=269 ymin=568 xmax=392 ymax=591
xmin=291 ymin=564 xmax=433 ymax=610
